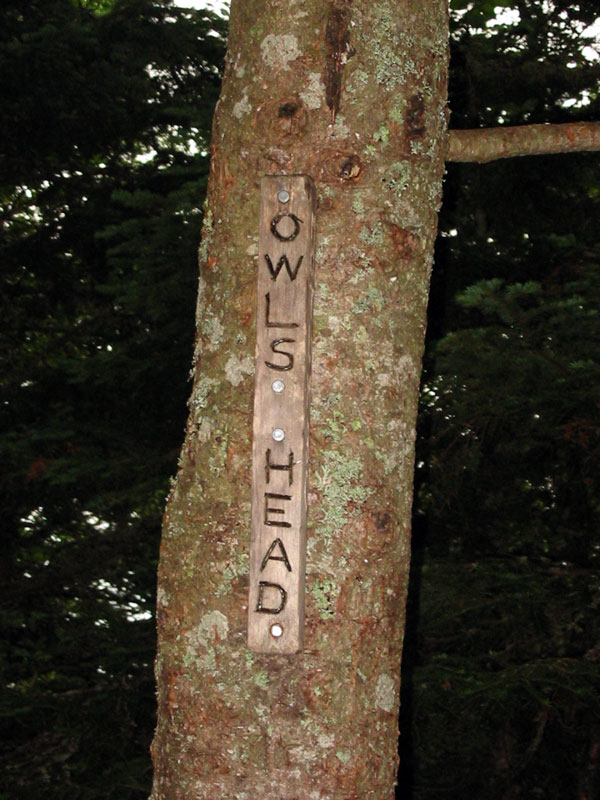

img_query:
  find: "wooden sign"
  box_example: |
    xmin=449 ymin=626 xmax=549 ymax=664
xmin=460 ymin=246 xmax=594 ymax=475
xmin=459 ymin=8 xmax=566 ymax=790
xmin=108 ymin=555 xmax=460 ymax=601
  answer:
xmin=248 ymin=175 xmax=316 ymax=654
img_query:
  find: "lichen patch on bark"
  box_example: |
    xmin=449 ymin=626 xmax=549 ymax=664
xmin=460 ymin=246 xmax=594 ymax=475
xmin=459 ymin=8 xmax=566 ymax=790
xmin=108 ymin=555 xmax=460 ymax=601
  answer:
xmin=375 ymin=673 xmax=396 ymax=713
xmin=299 ymin=72 xmax=326 ymax=110
xmin=233 ymin=90 xmax=252 ymax=119
xmin=260 ymin=33 xmax=302 ymax=70
xmin=224 ymin=354 xmax=254 ymax=386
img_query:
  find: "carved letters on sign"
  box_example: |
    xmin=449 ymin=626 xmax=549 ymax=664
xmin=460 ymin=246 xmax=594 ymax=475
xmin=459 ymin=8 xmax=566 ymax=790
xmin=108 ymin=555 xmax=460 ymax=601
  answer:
xmin=248 ymin=176 xmax=316 ymax=654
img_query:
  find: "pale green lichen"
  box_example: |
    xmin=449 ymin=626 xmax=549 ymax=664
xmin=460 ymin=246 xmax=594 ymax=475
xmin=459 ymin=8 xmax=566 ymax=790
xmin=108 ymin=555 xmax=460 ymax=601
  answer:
xmin=350 ymin=69 xmax=369 ymax=88
xmin=353 ymin=286 xmax=385 ymax=315
xmin=201 ymin=311 xmax=225 ymax=351
xmin=336 ymin=750 xmax=351 ymax=765
xmin=323 ymin=408 xmax=345 ymax=442
xmin=312 ymin=391 xmax=342 ymax=432
xmin=314 ymin=280 xmax=330 ymax=305
xmin=375 ymin=673 xmax=396 ymax=712
xmin=348 ymin=265 xmax=374 ymax=285
xmin=318 ymin=731 xmax=334 ymax=748
xmin=316 ymin=235 xmax=331 ymax=262
xmin=260 ymin=34 xmax=301 ymax=70
xmin=331 ymin=114 xmax=350 ymax=138
xmin=368 ymin=4 xmax=417 ymax=87
xmin=191 ymin=376 xmax=217 ymax=411
xmin=315 ymin=450 xmax=373 ymax=539
xmin=310 ymin=577 xmax=340 ymax=619
xmin=156 ymin=586 xmax=169 ymax=607
xmin=289 ymin=745 xmax=318 ymax=763
xmin=373 ymin=124 xmax=390 ymax=144
xmin=352 ymin=196 xmax=365 ymax=215
xmin=216 ymin=552 xmax=250 ymax=597
xmin=182 ymin=645 xmax=215 ymax=673
xmin=183 ymin=610 xmax=229 ymax=674
xmin=374 ymin=433 xmax=411 ymax=476
xmin=300 ymin=715 xmax=331 ymax=741
xmin=196 ymin=610 xmax=229 ymax=642
xmin=224 ymin=353 xmax=254 ymax=386
xmin=233 ymin=91 xmax=252 ymax=119
xmin=299 ymin=72 xmax=325 ymax=110
xmin=254 ymin=703 xmax=267 ymax=721
xmin=382 ymin=161 xmax=411 ymax=197
xmin=389 ymin=99 xmax=406 ymax=124
xmin=375 ymin=372 xmax=394 ymax=389
xmin=197 ymin=418 xmax=215 ymax=443
xmin=194 ymin=275 xmax=207 ymax=327
xmin=253 ymin=669 xmax=269 ymax=689
xmin=190 ymin=375 xmax=218 ymax=442
xmin=359 ymin=221 xmax=384 ymax=246
xmin=198 ymin=209 xmax=214 ymax=266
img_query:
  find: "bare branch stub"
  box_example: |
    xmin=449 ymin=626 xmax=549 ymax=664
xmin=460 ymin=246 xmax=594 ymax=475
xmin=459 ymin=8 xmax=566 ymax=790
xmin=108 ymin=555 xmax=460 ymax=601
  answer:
xmin=447 ymin=121 xmax=600 ymax=164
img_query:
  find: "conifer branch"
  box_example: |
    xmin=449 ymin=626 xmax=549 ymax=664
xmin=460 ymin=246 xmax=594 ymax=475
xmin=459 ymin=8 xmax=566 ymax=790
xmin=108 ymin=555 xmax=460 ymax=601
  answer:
xmin=447 ymin=121 xmax=600 ymax=163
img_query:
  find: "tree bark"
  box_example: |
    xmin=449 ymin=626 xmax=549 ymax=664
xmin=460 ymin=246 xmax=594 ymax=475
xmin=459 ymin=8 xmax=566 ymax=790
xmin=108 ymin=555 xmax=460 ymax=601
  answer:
xmin=448 ymin=121 xmax=600 ymax=163
xmin=150 ymin=1 xmax=448 ymax=798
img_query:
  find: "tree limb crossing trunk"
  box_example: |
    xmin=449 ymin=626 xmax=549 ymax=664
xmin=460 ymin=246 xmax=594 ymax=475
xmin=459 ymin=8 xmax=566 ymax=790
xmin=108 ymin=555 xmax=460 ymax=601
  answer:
xmin=151 ymin=1 xmax=448 ymax=798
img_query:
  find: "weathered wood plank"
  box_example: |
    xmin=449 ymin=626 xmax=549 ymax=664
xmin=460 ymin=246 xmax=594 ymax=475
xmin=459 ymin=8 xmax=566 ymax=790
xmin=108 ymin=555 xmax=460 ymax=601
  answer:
xmin=248 ymin=175 xmax=316 ymax=654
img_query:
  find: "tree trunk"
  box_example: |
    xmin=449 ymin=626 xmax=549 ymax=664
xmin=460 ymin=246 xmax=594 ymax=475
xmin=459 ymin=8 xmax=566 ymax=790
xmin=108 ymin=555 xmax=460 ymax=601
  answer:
xmin=151 ymin=1 xmax=448 ymax=797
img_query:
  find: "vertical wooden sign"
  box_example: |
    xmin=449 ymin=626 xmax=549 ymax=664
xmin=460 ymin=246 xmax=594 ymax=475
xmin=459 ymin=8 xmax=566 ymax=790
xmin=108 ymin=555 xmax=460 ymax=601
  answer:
xmin=248 ymin=175 xmax=316 ymax=654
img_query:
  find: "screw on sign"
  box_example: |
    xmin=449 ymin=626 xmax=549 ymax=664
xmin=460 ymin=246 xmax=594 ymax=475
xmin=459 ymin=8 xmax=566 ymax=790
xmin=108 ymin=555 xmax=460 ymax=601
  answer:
xmin=248 ymin=176 xmax=316 ymax=654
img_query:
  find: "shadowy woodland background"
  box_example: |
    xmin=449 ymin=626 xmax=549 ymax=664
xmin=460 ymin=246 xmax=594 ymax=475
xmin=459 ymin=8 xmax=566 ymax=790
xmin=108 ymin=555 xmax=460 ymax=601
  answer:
xmin=1 ymin=1 xmax=598 ymax=798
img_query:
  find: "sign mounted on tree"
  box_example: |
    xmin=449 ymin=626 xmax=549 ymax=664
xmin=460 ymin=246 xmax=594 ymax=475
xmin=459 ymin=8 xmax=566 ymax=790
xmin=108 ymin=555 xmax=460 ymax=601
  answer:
xmin=248 ymin=176 xmax=316 ymax=654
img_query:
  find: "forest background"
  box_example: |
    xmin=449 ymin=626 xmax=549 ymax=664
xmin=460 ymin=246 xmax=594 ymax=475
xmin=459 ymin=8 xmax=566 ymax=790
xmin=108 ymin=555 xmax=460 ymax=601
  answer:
xmin=1 ymin=1 xmax=598 ymax=798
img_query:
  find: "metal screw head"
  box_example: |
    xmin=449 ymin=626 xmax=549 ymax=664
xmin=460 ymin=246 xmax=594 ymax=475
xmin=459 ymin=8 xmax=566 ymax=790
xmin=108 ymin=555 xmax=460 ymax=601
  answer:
xmin=271 ymin=380 xmax=285 ymax=393
xmin=277 ymin=189 xmax=290 ymax=204
xmin=272 ymin=428 xmax=285 ymax=442
xmin=270 ymin=623 xmax=283 ymax=638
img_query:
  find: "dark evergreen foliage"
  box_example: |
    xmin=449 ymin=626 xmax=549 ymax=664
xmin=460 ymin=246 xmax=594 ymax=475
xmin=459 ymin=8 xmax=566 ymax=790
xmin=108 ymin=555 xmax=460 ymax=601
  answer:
xmin=0 ymin=2 xmax=225 ymax=797
xmin=399 ymin=2 xmax=600 ymax=798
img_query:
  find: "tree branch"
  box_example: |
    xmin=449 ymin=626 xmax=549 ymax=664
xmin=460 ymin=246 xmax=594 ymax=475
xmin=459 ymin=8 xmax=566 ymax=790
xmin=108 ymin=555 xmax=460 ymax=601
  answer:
xmin=447 ymin=121 xmax=600 ymax=163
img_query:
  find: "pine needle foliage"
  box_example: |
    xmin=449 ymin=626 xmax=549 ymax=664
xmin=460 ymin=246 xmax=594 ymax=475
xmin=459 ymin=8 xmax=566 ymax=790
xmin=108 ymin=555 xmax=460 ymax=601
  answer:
xmin=0 ymin=2 xmax=225 ymax=797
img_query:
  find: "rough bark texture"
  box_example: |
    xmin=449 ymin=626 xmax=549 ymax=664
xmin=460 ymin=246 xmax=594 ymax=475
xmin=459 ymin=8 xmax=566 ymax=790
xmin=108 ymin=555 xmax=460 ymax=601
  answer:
xmin=151 ymin=1 xmax=448 ymax=798
xmin=448 ymin=121 xmax=600 ymax=163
